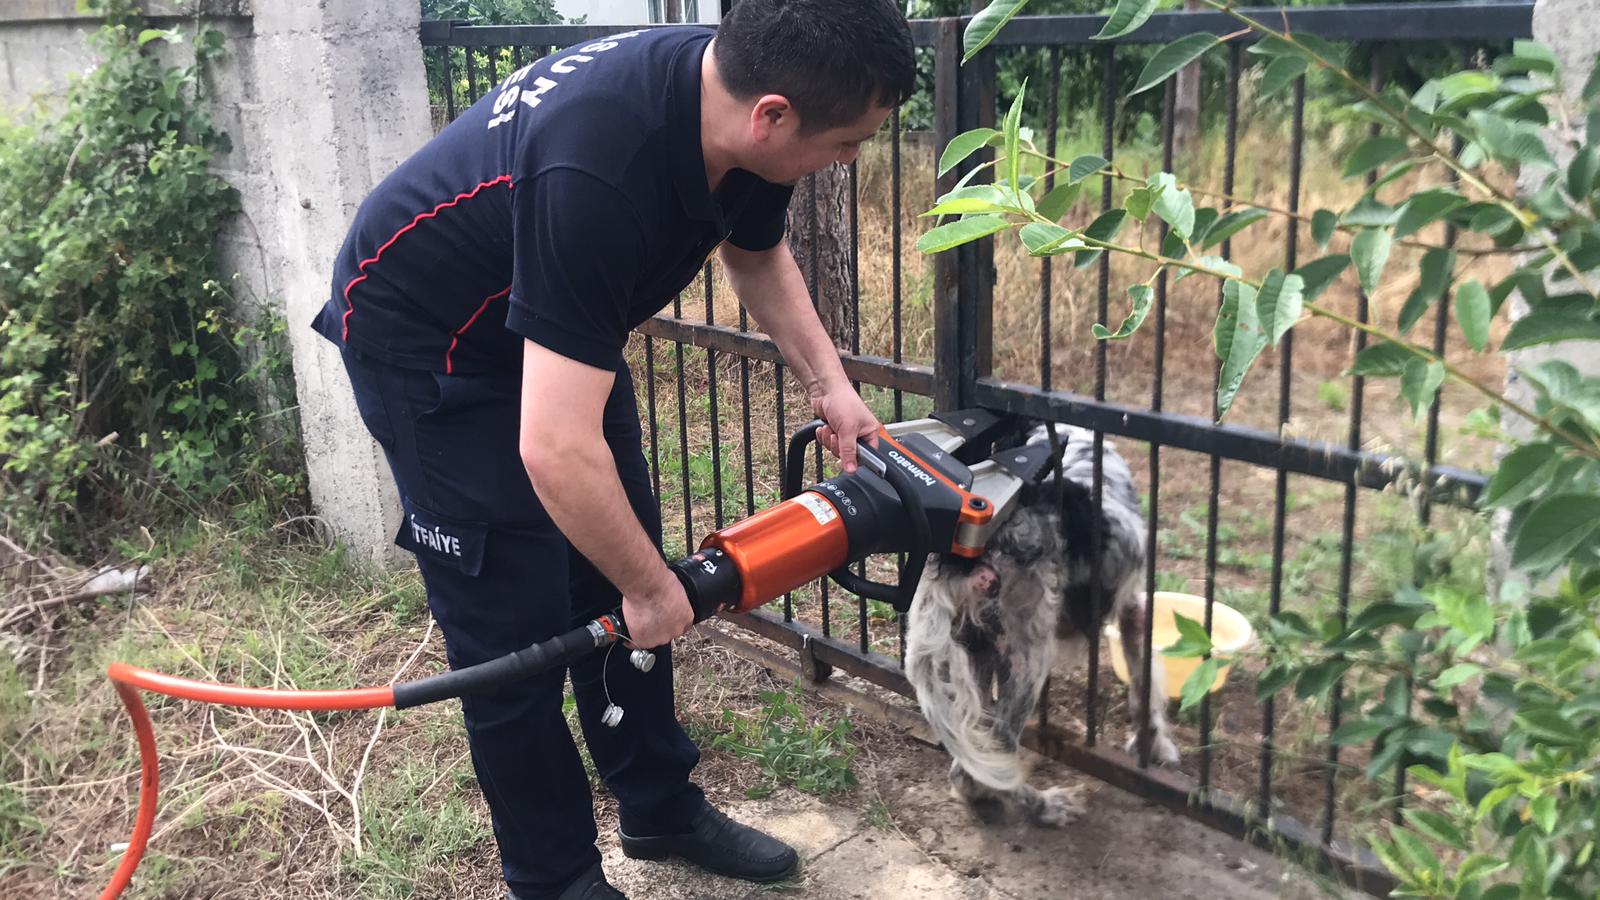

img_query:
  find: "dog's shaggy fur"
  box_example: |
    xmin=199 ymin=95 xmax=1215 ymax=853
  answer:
xmin=905 ymin=424 xmax=1179 ymax=826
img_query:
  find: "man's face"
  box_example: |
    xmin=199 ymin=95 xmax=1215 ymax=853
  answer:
xmin=745 ymin=101 xmax=894 ymax=185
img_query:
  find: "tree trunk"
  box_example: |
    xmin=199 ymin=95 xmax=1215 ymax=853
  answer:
xmin=786 ymin=163 xmax=854 ymax=348
xmin=1172 ymin=0 xmax=1203 ymax=158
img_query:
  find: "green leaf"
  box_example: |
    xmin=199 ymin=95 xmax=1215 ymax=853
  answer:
xmin=1515 ymin=708 xmax=1584 ymax=746
xmin=1402 ymin=809 xmax=1469 ymax=851
xmin=1259 ymin=55 xmax=1307 ymax=99
xmin=1450 ymin=279 xmax=1492 ymax=354
xmin=1330 ymin=718 xmax=1391 ymax=745
xmin=1567 ymin=146 xmax=1599 ymax=200
xmin=1343 ymin=136 xmax=1408 ymax=180
xmin=938 ymin=128 xmax=998 ymax=177
xmin=1074 ymin=209 xmax=1129 ymax=268
xmin=1482 ymin=443 xmax=1559 ymax=509
xmin=1175 ymin=255 xmax=1241 ymax=283
xmin=1433 ymin=663 xmax=1483 ymax=690
xmin=1502 ymin=311 xmax=1600 ymax=350
xmin=1352 ymin=229 xmax=1393 ymax=294
xmin=1215 ymin=280 xmax=1266 ymax=418
xmin=1530 ymin=794 xmax=1558 ymax=834
xmin=1004 ymin=81 xmax=1027 ymax=205
xmin=1148 ymin=173 xmax=1195 ymax=240
xmin=1394 ymin=190 xmax=1467 ymax=239
xmin=1255 ymin=662 xmax=1295 ymax=701
xmin=1166 ymin=611 xmax=1213 ymax=658
xmin=1585 ymin=51 xmax=1600 ymax=102
xmin=1310 ymin=209 xmax=1337 ymax=249
xmin=1126 ymin=186 xmax=1158 ymax=221
xmin=1398 ymin=249 xmax=1456 ymax=336
xmin=138 ymin=28 xmax=172 ymax=46
xmin=922 ymin=192 xmax=1017 ymax=217
xmin=1511 ymin=493 xmax=1600 ymax=571
xmin=916 ymin=215 xmax=1010 ymax=254
xmin=1068 ymin=154 xmax=1110 ymax=185
xmin=1133 ymin=34 xmax=1220 ymax=96
xmin=1178 ymin=658 xmax=1225 ymax=712
xmin=1093 ymin=284 xmax=1155 ymax=341
xmin=1295 ymin=658 xmax=1353 ymax=700
xmin=1293 ymin=254 xmax=1350 ymax=302
xmin=1200 ymin=207 xmax=1269 ymax=250
xmin=1350 ymin=600 xmax=1424 ymax=632
xmin=1255 ymin=269 xmax=1305 ymax=346
xmin=1340 ymin=197 xmax=1400 ymax=229
xmin=1019 ymin=223 xmax=1082 ymax=256
xmin=1400 ymin=358 xmax=1446 ymax=420
xmin=963 ymin=0 xmax=1030 ymax=62
xmin=1036 ymin=181 xmax=1081 ymax=221
xmin=1392 ymin=828 xmax=1441 ymax=876
xmin=1093 ymin=0 xmax=1160 ymax=40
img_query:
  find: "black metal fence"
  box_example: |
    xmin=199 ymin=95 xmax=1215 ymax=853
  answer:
xmin=419 ymin=4 xmax=1531 ymax=893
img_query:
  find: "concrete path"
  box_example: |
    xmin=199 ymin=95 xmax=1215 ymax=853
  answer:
xmin=597 ymin=738 xmax=1346 ymax=900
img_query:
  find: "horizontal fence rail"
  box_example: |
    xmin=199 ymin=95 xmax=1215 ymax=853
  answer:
xmin=417 ymin=5 xmax=1531 ymax=894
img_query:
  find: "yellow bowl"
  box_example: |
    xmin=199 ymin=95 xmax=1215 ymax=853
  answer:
xmin=1104 ymin=592 xmax=1254 ymax=699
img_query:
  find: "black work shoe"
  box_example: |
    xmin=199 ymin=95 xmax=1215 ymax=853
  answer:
xmin=507 ymin=862 xmax=627 ymax=900
xmin=618 ymin=802 xmax=799 ymax=882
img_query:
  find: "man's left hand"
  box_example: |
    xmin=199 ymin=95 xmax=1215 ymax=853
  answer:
xmin=811 ymin=384 xmax=880 ymax=474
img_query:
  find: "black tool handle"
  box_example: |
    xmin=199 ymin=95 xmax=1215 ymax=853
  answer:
xmin=784 ymin=421 xmax=931 ymax=612
xmin=392 ymin=614 xmax=621 ymax=708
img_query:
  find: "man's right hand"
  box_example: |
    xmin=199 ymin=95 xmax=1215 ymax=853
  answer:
xmin=621 ymin=572 xmax=696 ymax=649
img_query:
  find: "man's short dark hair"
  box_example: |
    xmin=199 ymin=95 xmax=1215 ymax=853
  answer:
xmin=713 ymin=0 xmax=916 ymax=133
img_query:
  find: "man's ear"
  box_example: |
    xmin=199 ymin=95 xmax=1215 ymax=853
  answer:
xmin=749 ymin=94 xmax=797 ymax=142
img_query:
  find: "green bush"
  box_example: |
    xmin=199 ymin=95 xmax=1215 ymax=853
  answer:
xmin=0 ymin=0 xmax=298 ymax=553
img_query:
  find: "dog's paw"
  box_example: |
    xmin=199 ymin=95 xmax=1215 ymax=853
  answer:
xmin=1031 ymin=785 xmax=1086 ymax=827
xmin=1124 ymin=731 xmax=1182 ymax=766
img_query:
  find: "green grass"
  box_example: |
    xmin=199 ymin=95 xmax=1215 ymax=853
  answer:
xmin=709 ymin=680 xmax=859 ymax=800
xmin=341 ymin=760 xmax=491 ymax=898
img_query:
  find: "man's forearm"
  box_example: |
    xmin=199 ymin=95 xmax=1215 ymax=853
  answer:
xmin=720 ymin=243 xmax=852 ymax=401
xmin=523 ymin=449 xmax=677 ymax=608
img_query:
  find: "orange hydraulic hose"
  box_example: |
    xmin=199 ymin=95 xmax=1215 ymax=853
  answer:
xmin=101 ymin=662 xmax=396 ymax=900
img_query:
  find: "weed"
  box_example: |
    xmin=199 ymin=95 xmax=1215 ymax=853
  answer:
xmin=342 ymin=760 xmax=491 ymax=899
xmin=1316 ymin=381 xmax=1349 ymax=413
xmin=710 ymin=680 xmax=858 ymax=799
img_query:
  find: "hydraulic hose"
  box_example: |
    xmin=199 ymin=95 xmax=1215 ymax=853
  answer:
xmin=99 ymin=613 xmax=621 ymax=900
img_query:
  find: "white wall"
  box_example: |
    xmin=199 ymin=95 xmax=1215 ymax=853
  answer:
xmin=554 ymin=0 xmax=719 ymax=26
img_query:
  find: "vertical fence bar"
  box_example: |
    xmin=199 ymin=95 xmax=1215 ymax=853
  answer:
xmin=957 ymin=18 xmax=996 ymax=408
xmin=740 ymin=306 xmax=755 ymax=518
xmin=891 ymin=106 xmax=904 ymax=423
xmin=1201 ymin=42 xmax=1242 ymax=795
xmin=850 ymin=161 xmax=870 ymax=653
xmin=443 ymin=46 xmax=457 ymax=122
xmin=674 ymin=295 xmax=692 ymax=554
xmin=1086 ymin=44 xmax=1115 ymax=748
xmin=1137 ymin=79 xmax=1176 ymax=769
xmin=464 ymin=44 xmax=479 ymax=103
xmin=646 ymin=336 xmax=662 ymax=509
xmin=1040 ymin=46 xmax=1061 ymax=392
xmin=705 ymin=265 xmax=724 ymax=530
xmin=1260 ymin=74 xmax=1306 ymax=821
xmin=776 ymin=363 xmax=792 ymax=622
xmin=932 ymin=18 xmax=963 ymax=412
xmin=1038 ymin=46 xmax=1061 ymax=727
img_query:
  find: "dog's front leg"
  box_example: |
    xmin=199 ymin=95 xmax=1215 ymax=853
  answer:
xmin=1116 ymin=597 xmax=1181 ymax=766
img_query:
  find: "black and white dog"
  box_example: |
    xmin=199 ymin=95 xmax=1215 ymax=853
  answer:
xmin=905 ymin=424 xmax=1179 ymax=826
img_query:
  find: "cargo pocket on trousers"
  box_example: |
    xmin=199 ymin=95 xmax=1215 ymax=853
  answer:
xmin=395 ymin=502 xmax=488 ymax=577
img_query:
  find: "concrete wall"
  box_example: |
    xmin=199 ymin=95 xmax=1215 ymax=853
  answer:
xmin=1490 ymin=0 xmax=1600 ymax=589
xmin=0 ymin=0 xmax=422 ymax=565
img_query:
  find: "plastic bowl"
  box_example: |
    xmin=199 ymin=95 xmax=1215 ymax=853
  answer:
xmin=1104 ymin=592 xmax=1254 ymax=699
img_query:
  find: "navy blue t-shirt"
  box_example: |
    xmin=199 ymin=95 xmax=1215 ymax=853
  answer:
xmin=314 ymin=27 xmax=794 ymax=374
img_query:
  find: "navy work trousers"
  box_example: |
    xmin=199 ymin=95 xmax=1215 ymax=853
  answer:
xmin=340 ymin=347 xmax=704 ymax=899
